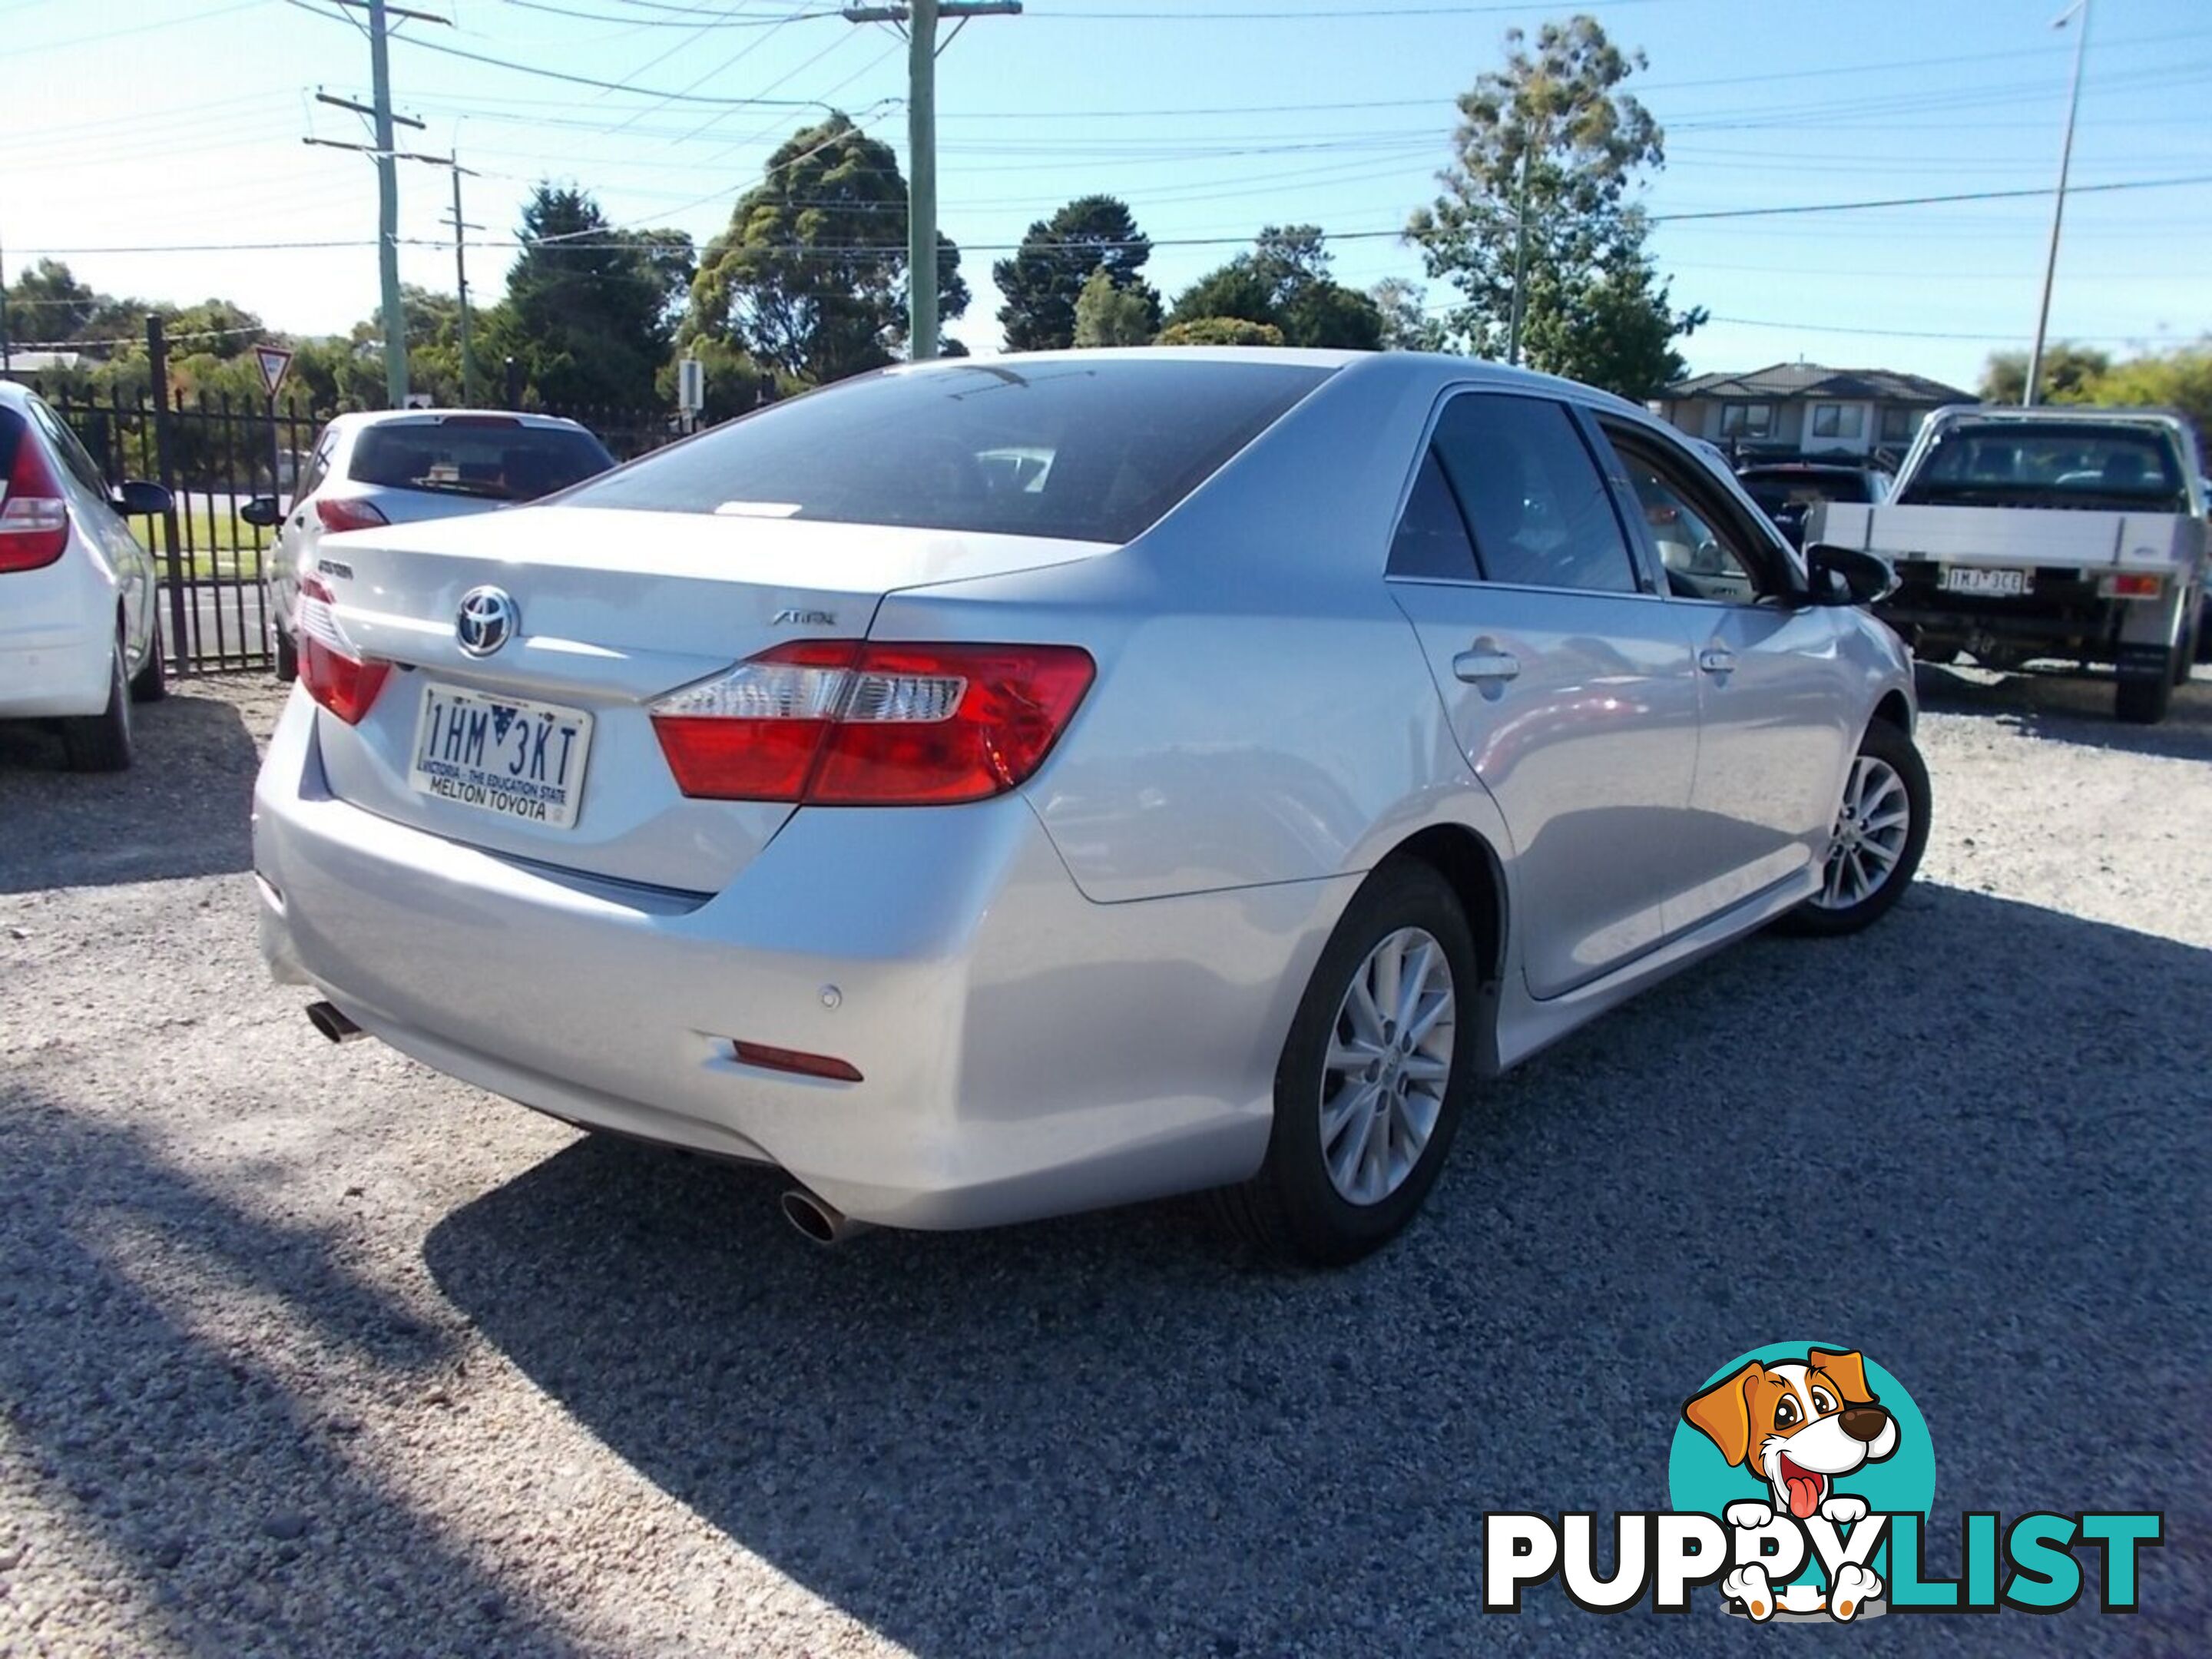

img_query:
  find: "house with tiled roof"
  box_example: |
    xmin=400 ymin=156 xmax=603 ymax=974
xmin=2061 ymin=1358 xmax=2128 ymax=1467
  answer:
xmin=1652 ymin=363 xmax=1976 ymax=461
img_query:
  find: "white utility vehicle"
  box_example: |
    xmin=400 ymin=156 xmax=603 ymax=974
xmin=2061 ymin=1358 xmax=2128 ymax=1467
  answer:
xmin=1811 ymin=406 xmax=2207 ymax=724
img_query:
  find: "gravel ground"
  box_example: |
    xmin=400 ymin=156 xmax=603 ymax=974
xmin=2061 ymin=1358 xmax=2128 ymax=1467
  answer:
xmin=2 ymin=666 xmax=2207 ymax=1657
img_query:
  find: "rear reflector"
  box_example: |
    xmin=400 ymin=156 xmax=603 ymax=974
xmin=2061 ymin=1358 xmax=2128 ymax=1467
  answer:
xmin=316 ymin=497 xmax=390 ymax=534
xmin=651 ymin=641 xmax=1094 ymax=805
xmin=296 ymin=575 xmax=391 ymax=724
xmin=2099 ymin=572 xmax=2164 ymax=599
xmin=0 ymin=431 xmax=71 ymax=573
xmin=732 ymin=1040 xmax=863 ymax=1083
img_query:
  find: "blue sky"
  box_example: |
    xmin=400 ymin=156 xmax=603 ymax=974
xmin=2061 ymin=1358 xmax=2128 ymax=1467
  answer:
xmin=6 ymin=0 xmax=2208 ymax=391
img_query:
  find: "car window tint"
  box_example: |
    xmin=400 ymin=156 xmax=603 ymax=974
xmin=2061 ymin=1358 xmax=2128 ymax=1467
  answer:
xmin=293 ymin=428 xmax=337 ymax=503
xmin=349 ymin=422 xmax=614 ymax=503
xmin=1429 ymin=395 xmax=1637 ymax=594
xmin=563 ymin=359 xmax=1334 ymax=545
xmin=28 ymin=399 xmax=108 ymax=497
xmin=1388 ymin=447 xmax=1482 ymax=580
xmin=1610 ymin=433 xmax=1771 ymax=604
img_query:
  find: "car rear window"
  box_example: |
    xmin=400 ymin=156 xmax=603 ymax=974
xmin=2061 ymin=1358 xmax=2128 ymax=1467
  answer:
xmin=349 ymin=422 xmax=614 ymax=503
xmin=1899 ymin=423 xmax=2187 ymax=509
xmin=561 ymin=358 xmax=1334 ymax=544
xmin=1740 ymin=471 xmax=1872 ymax=512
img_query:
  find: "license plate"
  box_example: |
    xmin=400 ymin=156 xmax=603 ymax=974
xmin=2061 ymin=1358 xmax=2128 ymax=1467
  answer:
xmin=407 ymin=681 xmax=594 ymax=830
xmin=1939 ymin=565 xmax=2031 ymax=598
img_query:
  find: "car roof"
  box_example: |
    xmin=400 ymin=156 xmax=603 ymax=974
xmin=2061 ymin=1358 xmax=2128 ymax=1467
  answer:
xmin=896 ymin=346 xmax=1651 ymax=419
xmin=327 ymin=408 xmax=593 ymax=433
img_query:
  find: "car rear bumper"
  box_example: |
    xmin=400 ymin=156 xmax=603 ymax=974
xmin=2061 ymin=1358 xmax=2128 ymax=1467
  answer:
xmin=0 ymin=558 xmax=113 ymax=718
xmin=253 ymin=691 xmax=1349 ymax=1229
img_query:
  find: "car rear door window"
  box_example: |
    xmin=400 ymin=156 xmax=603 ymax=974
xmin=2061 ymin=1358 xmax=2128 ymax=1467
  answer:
xmin=1428 ymin=394 xmax=1640 ymax=594
xmin=28 ymin=399 xmax=110 ymax=498
xmin=1388 ymin=448 xmax=1482 ymax=581
xmin=561 ymin=358 xmax=1333 ymax=545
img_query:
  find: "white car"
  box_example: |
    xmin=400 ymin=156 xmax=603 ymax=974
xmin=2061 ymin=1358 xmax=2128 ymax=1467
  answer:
xmin=0 ymin=381 xmax=172 ymax=770
xmin=256 ymin=350 xmax=1926 ymax=1263
xmin=244 ymin=411 xmax=615 ymax=680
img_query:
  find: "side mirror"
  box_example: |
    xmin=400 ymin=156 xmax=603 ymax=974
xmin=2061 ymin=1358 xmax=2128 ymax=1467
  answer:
xmin=1803 ymin=541 xmax=1898 ymax=607
xmin=114 ymin=479 xmax=173 ymax=517
xmin=239 ymin=495 xmax=283 ymax=528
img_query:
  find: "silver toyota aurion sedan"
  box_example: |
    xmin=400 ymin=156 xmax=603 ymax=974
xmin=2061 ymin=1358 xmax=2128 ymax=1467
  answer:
xmin=254 ymin=349 xmax=1929 ymax=1263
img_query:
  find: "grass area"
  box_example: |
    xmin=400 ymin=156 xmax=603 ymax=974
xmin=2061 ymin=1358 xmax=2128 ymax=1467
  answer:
xmin=130 ymin=520 xmax=270 ymax=582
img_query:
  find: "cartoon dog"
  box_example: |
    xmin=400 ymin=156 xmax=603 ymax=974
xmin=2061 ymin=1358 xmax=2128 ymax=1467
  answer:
xmin=1682 ymin=1348 xmax=1899 ymax=1622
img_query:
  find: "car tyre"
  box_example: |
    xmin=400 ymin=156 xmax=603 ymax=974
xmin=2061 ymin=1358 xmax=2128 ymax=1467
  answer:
xmin=61 ymin=634 xmax=134 ymax=773
xmin=273 ymin=627 xmax=298 ymax=684
xmin=128 ymin=618 xmax=168 ymax=703
xmin=1782 ymin=717 xmax=1929 ymax=937
xmin=1212 ymin=859 xmax=1479 ymax=1267
xmin=2115 ymin=660 xmax=2174 ymax=725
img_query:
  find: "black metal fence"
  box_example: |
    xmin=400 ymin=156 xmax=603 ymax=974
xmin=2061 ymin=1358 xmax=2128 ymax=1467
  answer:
xmin=34 ymin=380 xmax=684 ymax=677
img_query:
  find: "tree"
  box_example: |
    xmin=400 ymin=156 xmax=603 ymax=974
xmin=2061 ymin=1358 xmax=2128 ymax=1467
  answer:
xmin=687 ymin=114 xmax=968 ymax=386
xmin=1164 ymin=224 xmax=1384 ymax=349
xmin=1979 ymin=343 xmax=2111 ymax=405
xmin=1073 ymin=266 xmax=1156 ymax=347
xmin=1369 ymin=277 xmax=1444 ymax=353
xmin=484 ymin=184 xmax=692 ymax=410
xmin=4 ymin=260 xmax=105 ymax=345
xmin=995 ymin=195 xmax=1160 ymax=351
xmin=2078 ymin=341 xmax=2212 ymax=436
xmin=1407 ymin=15 xmax=1704 ymax=397
xmin=1155 ymin=317 xmax=1286 ymax=347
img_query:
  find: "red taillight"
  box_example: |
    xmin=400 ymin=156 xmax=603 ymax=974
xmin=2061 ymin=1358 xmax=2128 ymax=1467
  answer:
xmin=651 ymin=641 xmax=1094 ymax=805
xmin=316 ymin=497 xmax=390 ymax=534
xmin=0 ymin=433 xmax=71 ymax=573
xmin=296 ymin=575 xmax=391 ymax=724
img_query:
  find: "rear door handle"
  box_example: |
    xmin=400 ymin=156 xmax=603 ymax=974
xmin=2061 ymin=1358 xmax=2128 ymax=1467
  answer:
xmin=1453 ymin=648 xmax=1522 ymax=684
xmin=1698 ymin=647 xmax=1739 ymax=675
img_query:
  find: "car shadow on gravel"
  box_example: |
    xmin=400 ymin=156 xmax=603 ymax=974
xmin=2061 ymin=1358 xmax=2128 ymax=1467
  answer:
xmin=1916 ymin=661 xmax=2212 ymax=763
xmin=423 ymin=885 xmax=2210 ymax=1657
xmin=0 ymin=686 xmax=263 ymax=893
xmin=0 ymin=1098 xmax=574 ymax=1658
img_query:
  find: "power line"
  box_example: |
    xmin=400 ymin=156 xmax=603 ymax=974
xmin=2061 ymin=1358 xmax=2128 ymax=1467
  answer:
xmin=379 ymin=13 xmax=851 ymax=102
xmin=17 ymin=171 xmax=2210 ymax=259
xmin=1702 ymin=314 xmax=2184 ymax=343
xmin=500 ymin=0 xmax=822 ymax=24
xmin=1649 ymin=172 xmax=2212 ymax=224
xmin=1028 ymin=2 xmax=1665 ymax=16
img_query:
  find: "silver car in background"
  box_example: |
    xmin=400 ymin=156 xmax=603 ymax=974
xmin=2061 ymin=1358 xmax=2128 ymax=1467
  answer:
xmin=244 ymin=410 xmax=614 ymax=680
xmin=253 ymin=350 xmax=1929 ymax=1263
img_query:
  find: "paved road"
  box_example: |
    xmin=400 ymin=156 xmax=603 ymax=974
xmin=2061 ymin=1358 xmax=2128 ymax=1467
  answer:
xmin=1 ymin=670 xmax=2206 ymax=1656
xmin=159 ymin=580 xmax=279 ymax=674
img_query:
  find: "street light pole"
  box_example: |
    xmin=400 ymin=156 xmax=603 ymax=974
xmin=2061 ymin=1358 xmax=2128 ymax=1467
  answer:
xmin=2025 ymin=0 xmax=2091 ymax=408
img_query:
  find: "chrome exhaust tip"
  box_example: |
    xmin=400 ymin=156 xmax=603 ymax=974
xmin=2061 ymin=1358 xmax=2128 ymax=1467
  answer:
xmin=305 ymin=1000 xmax=364 ymax=1044
xmin=780 ymin=1187 xmax=870 ymax=1246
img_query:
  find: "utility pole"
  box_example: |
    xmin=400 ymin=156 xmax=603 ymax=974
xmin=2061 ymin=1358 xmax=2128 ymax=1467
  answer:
xmin=2025 ymin=0 xmax=2091 ymax=408
xmin=366 ymin=0 xmax=408 ymax=406
xmin=1505 ymin=135 xmax=1535 ymax=367
xmin=442 ymin=157 xmax=484 ymax=406
xmin=296 ymin=1 xmax=449 ymax=406
xmin=843 ymin=1 xmax=1021 ymax=362
xmin=1 ymin=226 xmax=11 ymax=376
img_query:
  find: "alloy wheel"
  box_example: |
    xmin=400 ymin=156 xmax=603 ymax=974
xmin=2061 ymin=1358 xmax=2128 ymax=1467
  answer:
xmin=1814 ymin=754 xmax=1910 ymax=910
xmin=1319 ymin=926 xmax=1455 ymax=1206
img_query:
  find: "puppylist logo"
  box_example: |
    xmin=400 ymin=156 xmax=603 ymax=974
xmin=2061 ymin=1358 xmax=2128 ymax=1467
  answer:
xmin=1482 ymin=1343 xmax=2163 ymax=1622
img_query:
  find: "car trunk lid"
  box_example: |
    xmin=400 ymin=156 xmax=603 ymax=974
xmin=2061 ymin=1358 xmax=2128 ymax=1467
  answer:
xmin=306 ymin=504 xmax=1111 ymax=892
